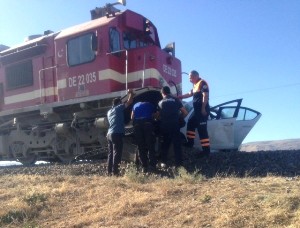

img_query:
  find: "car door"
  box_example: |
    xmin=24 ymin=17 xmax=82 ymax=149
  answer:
xmin=233 ymin=107 xmax=262 ymax=148
xmin=207 ymin=99 xmax=242 ymax=151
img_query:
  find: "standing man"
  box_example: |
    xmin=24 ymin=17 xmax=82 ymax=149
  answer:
xmin=106 ymin=89 xmax=134 ymax=176
xmin=158 ymin=86 xmax=188 ymax=167
xmin=131 ymin=101 xmax=156 ymax=172
xmin=178 ymin=70 xmax=211 ymax=157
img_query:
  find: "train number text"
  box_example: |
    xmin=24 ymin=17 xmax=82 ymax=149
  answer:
xmin=68 ymin=72 xmax=97 ymax=87
xmin=163 ymin=64 xmax=177 ymax=77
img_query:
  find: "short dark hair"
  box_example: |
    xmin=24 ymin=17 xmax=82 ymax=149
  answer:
xmin=190 ymin=70 xmax=199 ymax=77
xmin=161 ymin=86 xmax=171 ymax=95
xmin=112 ymin=97 xmax=121 ymax=106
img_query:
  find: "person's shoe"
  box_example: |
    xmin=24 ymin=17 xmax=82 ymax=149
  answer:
xmin=112 ymin=170 xmax=121 ymax=177
xmin=158 ymin=162 xmax=167 ymax=169
xmin=142 ymin=167 xmax=148 ymax=173
xmin=199 ymin=151 xmax=210 ymax=158
xmin=183 ymin=142 xmax=194 ymax=148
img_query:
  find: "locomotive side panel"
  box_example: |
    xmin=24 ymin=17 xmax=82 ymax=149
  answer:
xmin=0 ymin=34 xmax=57 ymax=112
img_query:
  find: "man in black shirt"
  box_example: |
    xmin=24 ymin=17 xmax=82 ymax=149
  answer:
xmin=158 ymin=86 xmax=188 ymax=167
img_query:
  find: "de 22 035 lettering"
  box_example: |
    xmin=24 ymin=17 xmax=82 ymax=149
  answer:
xmin=163 ymin=64 xmax=177 ymax=77
xmin=68 ymin=72 xmax=96 ymax=87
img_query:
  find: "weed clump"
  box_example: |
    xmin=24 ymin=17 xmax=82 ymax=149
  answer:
xmin=0 ymin=210 xmax=26 ymax=225
xmin=0 ymin=193 xmax=48 ymax=226
xmin=174 ymin=166 xmax=205 ymax=184
xmin=123 ymin=163 xmax=157 ymax=184
xmin=23 ymin=193 xmax=48 ymax=207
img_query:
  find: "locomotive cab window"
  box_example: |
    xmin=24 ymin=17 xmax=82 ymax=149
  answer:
xmin=123 ymin=32 xmax=137 ymax=49
xmin=109 ymin=27 xmax=121 ymax=54
xmin=5 ymin=60 xmax=33 ymax=90
xmin=67 ymin=33 xmax=96 ymax=66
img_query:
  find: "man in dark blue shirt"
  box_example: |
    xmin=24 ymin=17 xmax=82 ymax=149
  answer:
xmin=158 ymin=86 xmax=188 ymax=167
xmin=131 ymin=101 xmax=156 ymax=172
xmin=107 ymin=89 xmax=133 ymax=175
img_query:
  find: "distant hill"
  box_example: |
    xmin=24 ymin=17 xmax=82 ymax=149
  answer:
xmin=240 ymin=138 xmax=300 ymax=152
xmin=0 ymin=44 xmax=9 ymax=51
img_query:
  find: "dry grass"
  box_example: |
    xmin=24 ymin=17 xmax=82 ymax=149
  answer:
xmin=0 ymin=170 xmax=300 ymax=228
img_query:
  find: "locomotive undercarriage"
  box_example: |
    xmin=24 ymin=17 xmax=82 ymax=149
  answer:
xmin=3 ymin=120 xmax=108 ymax=165
xmin=0 ymin=88 xmax=162 ymax=165
xmin=0 ymin=104 xmax=111 ymax=165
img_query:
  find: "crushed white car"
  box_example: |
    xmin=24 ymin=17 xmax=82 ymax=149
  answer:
xmin=181 ymin=99 xmax=262 ymax=151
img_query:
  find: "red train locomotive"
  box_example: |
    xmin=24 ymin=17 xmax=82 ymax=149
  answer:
xmin=0 ymin=1 xmax=181 ymax=164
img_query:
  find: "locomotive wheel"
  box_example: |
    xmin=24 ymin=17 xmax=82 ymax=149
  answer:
xmin=17 ymin=153 xmax=37 ymax=166
xmin=57 ymin=153 xmax=74 ymax=163
xmin=57 ymin=143 xmax=76 ymax=163
xmin=10 ymin=142 xmax=36 ymax=166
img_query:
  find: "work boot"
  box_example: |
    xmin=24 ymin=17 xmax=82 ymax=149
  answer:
xmin=183 ymin=140 xmax=194 ymax=148
xmin=142 ymin=167 xmax=147 ymax=173
xmin=199 ymin=151 xmax=210 ymax=158
xmin=158 ymin=162 xmax=167 ymax=169
xmin=199 ymin=148 xmax=210 ymax=158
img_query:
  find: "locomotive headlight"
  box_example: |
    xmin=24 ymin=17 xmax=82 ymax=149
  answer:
xmin=144 ymin=19 xmax=152 ymax=35
xmin=80 ymin=103 xmax=87 ymax=109
xmin=95 ymin=117 xmax=109 ymax=129
xmin=55 ymin=123 xmax=71 ymax=135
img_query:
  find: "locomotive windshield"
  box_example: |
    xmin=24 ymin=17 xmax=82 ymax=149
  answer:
xmin=123 ymin=30 xmax=156 ymax=49
xmin=123 ymin=32 xmax=137 ymax=49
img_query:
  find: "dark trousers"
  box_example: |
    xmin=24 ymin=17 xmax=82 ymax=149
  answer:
xmin=186 ymin=112 xmax=210 ymax=153
xmin=160 ymin=122 xmax=183 ymax=166
xmin=107 ymin=133 xmax=123 ymax=175
xmin=134 ymin=120 xmax=156 ymax=169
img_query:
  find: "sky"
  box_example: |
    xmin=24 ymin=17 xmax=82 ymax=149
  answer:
xmin=0 ymin=0 xmax=300 ymax=143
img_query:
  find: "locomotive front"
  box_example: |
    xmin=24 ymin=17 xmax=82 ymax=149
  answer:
xmin=0 ymin=2 xmax=182 ymax=164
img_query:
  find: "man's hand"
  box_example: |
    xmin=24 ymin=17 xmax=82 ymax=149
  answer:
xmin=127 ymin=89 xmax=134 ymax=95
xmin=125 ymin=89 xmax=134 ymax=108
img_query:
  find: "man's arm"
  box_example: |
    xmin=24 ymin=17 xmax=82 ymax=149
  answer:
xmin=178 ymin=91 xmax=192 ymax=100
xmin=201 ymin=92 xmax=209 ymax=116
xmin=176 ymin=97 xmax=188 ymax=117
xmin=180 ymin=106 xmax=188 ymax=118
xmin=124 ymin=89 xmax=134 ymax=108
xmin=153 ymin=101 xmax=161 ymax=120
